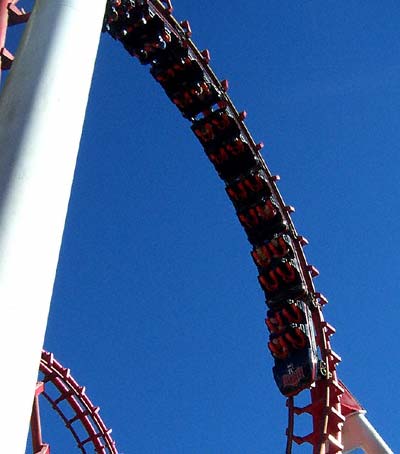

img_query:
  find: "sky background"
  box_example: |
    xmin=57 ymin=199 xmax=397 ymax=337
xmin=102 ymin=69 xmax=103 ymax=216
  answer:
xmin=4 ymin=1 xmax=399 ymax=453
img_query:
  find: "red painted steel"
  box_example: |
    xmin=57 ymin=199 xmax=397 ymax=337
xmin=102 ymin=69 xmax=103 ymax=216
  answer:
xmin=30 ymin=382 xmax=50 ymax=454
xmin=8 ymin=3 xmax=30 ymax=26
xmin=340 ymin=381 xmax=364 ymax=417
xmin=37 ymin=350 xmax=118 ymax=454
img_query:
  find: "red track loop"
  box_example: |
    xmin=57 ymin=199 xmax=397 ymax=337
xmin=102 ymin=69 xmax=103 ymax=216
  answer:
xmin=104 ymin=1 xmax=345 ymax=452
xmin=38 ymin=350 xmax=118 ymax=454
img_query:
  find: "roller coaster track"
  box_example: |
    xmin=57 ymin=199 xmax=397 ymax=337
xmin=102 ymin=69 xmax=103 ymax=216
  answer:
xmin=31 ymin=350 xmax=118 ymax=454
xmin=1 ymin=1 xmax=346 ymax=453
xmin=103 ymin=1 xmax=345 ymax=452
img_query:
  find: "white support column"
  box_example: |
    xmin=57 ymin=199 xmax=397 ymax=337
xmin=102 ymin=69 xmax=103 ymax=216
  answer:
xmin=343 ymin=411 xmax=393 ymax=454
xmin=0 ymin=0 xmax=108 ymax=452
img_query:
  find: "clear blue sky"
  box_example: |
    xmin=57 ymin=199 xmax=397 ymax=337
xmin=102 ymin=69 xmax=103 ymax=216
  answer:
xmin=9 ymin=1 xmax=399 ymax=452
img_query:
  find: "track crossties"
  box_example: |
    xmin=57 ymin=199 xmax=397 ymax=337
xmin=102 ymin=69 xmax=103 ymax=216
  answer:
xmin=38 ymin=350 xmax=119 ymax=454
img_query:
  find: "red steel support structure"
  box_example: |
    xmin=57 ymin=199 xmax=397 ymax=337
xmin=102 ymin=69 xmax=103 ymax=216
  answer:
xmin=30 ymin=383 xmax=50 ymax=454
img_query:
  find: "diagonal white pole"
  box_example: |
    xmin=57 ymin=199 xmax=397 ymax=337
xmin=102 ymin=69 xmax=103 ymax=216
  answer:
xmin=342 ymin=411 xmax=393 ymax=454
xmin=340 ymin=376 xmax=393 ymax=453
xmin=0 ymin=0 xmax=107 ymax=452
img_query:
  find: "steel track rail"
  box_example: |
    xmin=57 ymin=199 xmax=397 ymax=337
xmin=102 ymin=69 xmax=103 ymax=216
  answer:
xmin=105 ymin=1 xmax=345 ymax=451
xmin=39 ymin=350 xmax=118 ymax=454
